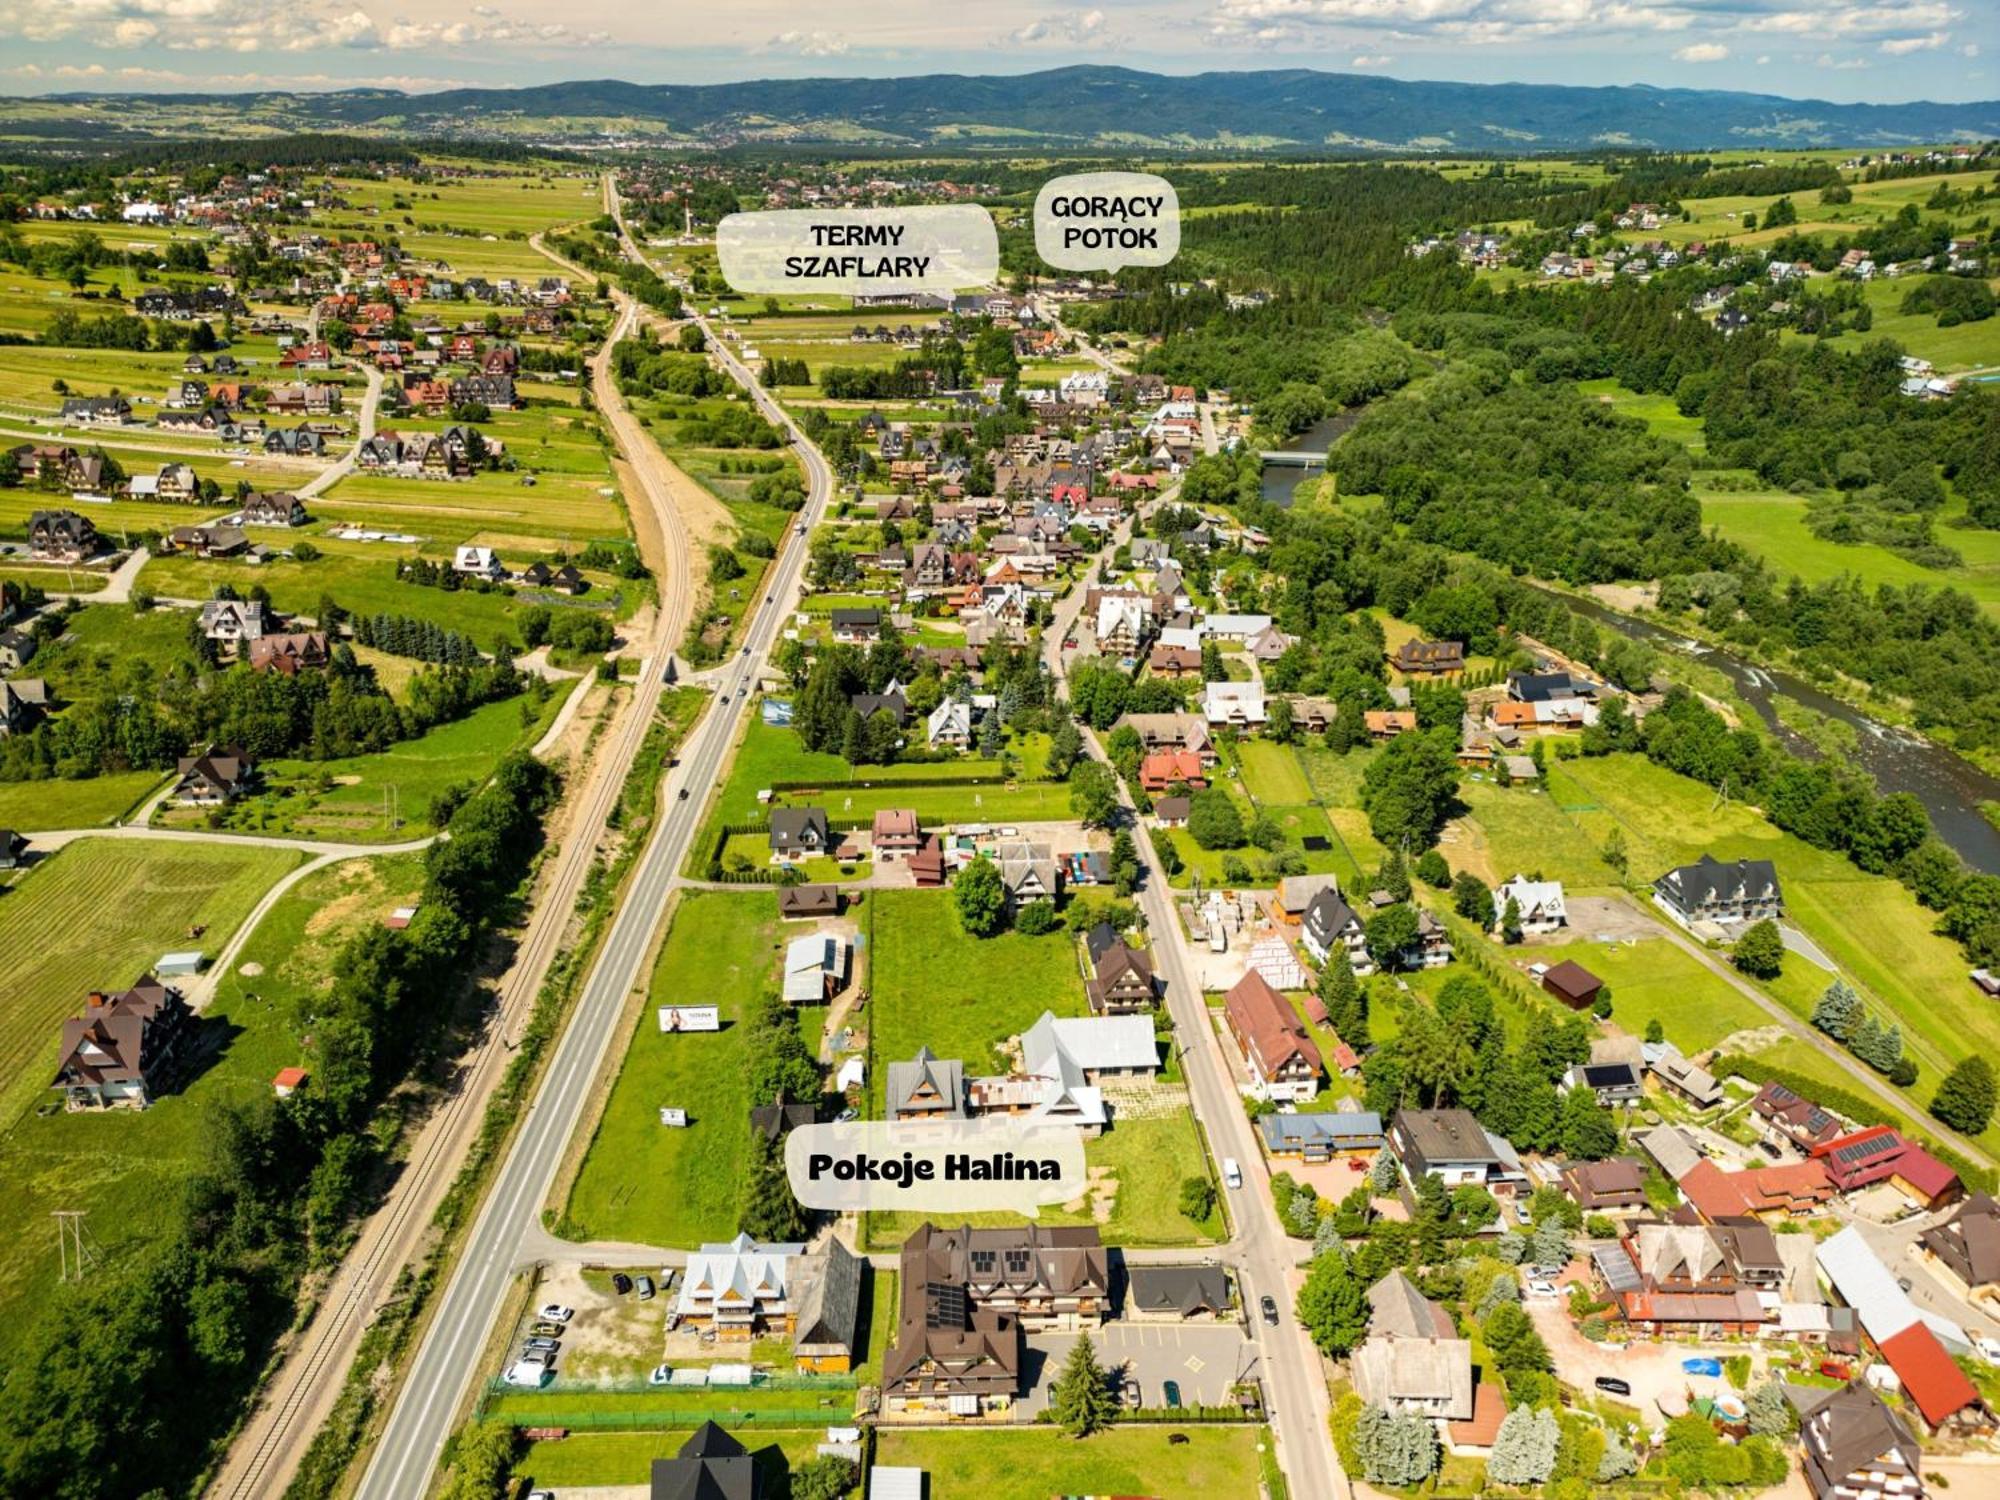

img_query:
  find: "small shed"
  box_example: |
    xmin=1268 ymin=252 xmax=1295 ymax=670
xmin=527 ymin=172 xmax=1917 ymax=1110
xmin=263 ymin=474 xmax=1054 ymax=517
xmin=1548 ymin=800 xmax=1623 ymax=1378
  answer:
xmin=156 ymin=950 xmax=206 ymax=977
xmin=272 ymin=1066 xmax=309 ymax=1097
xmin=1541 ymin=959 xmax=1604 ymax=1010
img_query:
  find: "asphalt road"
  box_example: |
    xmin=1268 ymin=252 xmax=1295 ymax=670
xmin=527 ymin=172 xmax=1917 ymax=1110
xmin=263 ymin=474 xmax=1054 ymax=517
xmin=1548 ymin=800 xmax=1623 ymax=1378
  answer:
xmin=354 ymin=234 xmax=833 ymax=1500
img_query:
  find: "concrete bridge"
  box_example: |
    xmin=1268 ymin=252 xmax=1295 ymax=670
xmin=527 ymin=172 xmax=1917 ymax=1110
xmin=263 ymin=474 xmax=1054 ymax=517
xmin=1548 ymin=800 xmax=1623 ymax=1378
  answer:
xmin=1258 ymin=449 xmax=1328 ymax=467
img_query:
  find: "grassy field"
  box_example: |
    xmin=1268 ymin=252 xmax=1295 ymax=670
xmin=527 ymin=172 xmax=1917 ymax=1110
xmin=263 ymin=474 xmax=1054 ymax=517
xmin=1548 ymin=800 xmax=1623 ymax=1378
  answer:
xmin=0 ymin=848 xmax=404 ymax=1361
xmin=1697 ymin=485 xmax=2000 ymax=617
xmin=1448 ymin=773 xmax=1621 ymax=891
xmin=513 ymin=1430 xmax=837 ymax=1490
xmin=871 ymin=1427 xmax=1265 ymax=1499
xmin=0 ymin=770 xmax=161 ymax=830
xmin=1547 ymin=752 xmax=2000 ymax=1159
xmin=866 ymin=889 xmax=1088 ymax=1103
xmin=562 ymin=891 xmax=786 ymax=1247
xmin=0 ymin=836 xmax=303 ymax=1136
xmin=1808 ymin=276 xmax=2000 ymax=373
xmin=1518 ymin=934 xmax=1766 ymax=1055
xmin=1577 ymin=378 xmax=1709 ymax=450
xmin=154 ymin=687 xmax=566 ymax=842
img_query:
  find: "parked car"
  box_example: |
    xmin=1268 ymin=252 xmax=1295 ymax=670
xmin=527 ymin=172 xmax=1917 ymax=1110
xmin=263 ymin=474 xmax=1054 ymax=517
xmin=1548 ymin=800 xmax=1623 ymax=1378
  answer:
xmin=530 ymin=1321 xmax=565 ymax=1338
xmin=1527 ymin=1279 xmax=1559 ymax=1298
xmin=1260 ymin=1295 xmax=1279 ymax=1326
xmin=612 ymin=1273 xmax=633 ymax=1296
xmin=1595 ymin=1376 xmax=1632 ymax=1396
xmin=537 ymin=1303 xmax=575 ymax=1323
xmin=528 ymin=1491 xmax=555 ymax=1500
xmin=636 ymin=1274 xmax=656 ymax=1301
xmin=1897 ymin=1277 xmax=1914 ymax=1293
xmin=1163 ymin=1380 xmax=1183 ymax=1409
xmin=1122 ymin=1379 xmax=1141 ymax=1408
xmin=1514 ymin=1201 xmax=1534 ymax=1226
xmin=648 ymin=1364 xmax=674 ymax=1386
xmin=505 ymin=1359 xmax=552 ymax=1388
xmin=836 ymin=1107 xmax=858 ymax=1122
xmin=523 ymin=1337 xmax=561 ymax=1354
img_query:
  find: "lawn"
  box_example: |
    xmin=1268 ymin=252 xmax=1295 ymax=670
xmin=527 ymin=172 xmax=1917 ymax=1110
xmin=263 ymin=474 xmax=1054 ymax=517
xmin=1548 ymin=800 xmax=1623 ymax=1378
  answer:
xmin=866 ymin=889 xmax=1088 ymax=1103
xmin=1160 ymin=783 xmax=1361 ymax=890
xmin=1232 ymin=738 xmax=1315 ymax=804
xmin=0 ymin=836 xmax=303 ymax=1136
xmin=1577 ymin=378 xmax=1709 ymax=450
xmin=1448 ymin=772 xmax=1621 ymax=891
xmin=871 ymin=1426 xmax=1265 ymax=1499
xmin=562 ymin=891 xmax=787 ymax=1247
xmin=0 ymin=770 xmax=161 ymax=830
xmin=1516 ymin=934 xmax=1766 ymax=1055
xmin=152 ymin=687 xmax=566 ymax=842
xmin=0 ymin=850 xmax=411 ymax=1362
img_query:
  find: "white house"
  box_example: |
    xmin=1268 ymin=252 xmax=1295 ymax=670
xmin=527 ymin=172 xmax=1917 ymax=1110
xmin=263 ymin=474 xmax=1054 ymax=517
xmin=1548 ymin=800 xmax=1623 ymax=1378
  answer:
xmin=1493 ymin=875 xmax=1567 ymax=935
xmin=1203 ymin=680 xmax=1267 ymax=728
xmin=927 ymin=698 xmax=976 ymax=748
xmin=453 ymin=544 xmax=504 ymax=580
xmin=1201 ymin=613 xmax=1273 ymax=642
xmin=1095 ymin=595 xmax=1148 ymax=655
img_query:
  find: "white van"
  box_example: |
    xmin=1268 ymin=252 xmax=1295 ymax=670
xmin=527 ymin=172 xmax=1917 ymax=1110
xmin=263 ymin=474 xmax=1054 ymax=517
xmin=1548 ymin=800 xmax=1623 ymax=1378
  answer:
xmin=1223 ymin=1158 xmax=1243 ymax=1190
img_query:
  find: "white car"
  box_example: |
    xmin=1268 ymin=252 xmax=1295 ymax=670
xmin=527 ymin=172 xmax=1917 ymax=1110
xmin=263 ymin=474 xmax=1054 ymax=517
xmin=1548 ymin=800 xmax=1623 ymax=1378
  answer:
xmin=1976 ymin=1336 xmax=2000 ymax=1365
xmin=1527 ymin=1279 xmax=1560 ymax=1298
xmin=648 ymin=1363 xmax=674 ymax=1386
xmin=537 ymin=1303 xmax=575 ymax=1324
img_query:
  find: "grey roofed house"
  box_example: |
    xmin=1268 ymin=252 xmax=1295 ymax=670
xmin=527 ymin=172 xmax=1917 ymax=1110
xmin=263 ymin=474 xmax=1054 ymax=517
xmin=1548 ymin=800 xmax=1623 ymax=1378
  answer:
xmin=851 ymin=689 xmax=907 ymax=724
xmin=1153 ymin=794 xmax=1191 ymax=826
xmin=768 ymin=807 xmax=830 ymax=857
xmin=791 ymin=1237 xmax=864 ymax=1366
xmin=650 ymin=1420 xmax=777 ymax=1500
xmin=1921 ymin=1193 xmax=2000 ymax=1293
xmin=1637 ymin=1124 xmax=1706 ymax=1182
xmin=1795 ymin=1380 xmax=1923 ymax=1500
xmin=994 ymin=841 xmax=1059 ymax=905
xmin=887 ymin=1046 xmax=965 ymax=1120
xmin=1646 ymin=1041 xmax=1725 ymax=1108
xmin=782 ymin=932 xmax=847 ymax=1005
xmin=1127 ymin=1265 xmax=1231 ymax=1319
xmin=1259 ymin=1111 xmax=1385 ymax=1158
xmin=1368 ymin=1269 xmax=1457 ymax=1341
xmin=1351 ymin=1271 xmax=1475 ymax=1423
xmin=1508 ymin=670 xmax=1601 ymax=703
xmin=1653 ymin=853 xmax=1783 ymax=926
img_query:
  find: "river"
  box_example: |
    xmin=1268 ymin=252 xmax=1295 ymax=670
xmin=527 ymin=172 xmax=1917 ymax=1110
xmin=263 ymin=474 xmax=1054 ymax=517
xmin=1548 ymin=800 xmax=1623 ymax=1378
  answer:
xmin=1260 ymin=407 xmax=1363 ymax=506
xmin=1254 ymin=411 xmax=2000 ymax=871
xmin=1548 ymin=589 xmax=2000 ymax=874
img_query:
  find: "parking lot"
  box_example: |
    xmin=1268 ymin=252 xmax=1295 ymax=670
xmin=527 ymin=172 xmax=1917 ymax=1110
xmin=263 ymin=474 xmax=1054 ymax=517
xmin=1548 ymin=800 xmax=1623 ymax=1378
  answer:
xmin=1022 ymin=1320 xmax=1258 ymax=1414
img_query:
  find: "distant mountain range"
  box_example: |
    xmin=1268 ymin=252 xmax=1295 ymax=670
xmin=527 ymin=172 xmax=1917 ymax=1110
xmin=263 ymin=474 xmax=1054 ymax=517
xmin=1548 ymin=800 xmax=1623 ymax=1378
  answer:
xmin=11 ymin=66 xmax=1999 ymax=151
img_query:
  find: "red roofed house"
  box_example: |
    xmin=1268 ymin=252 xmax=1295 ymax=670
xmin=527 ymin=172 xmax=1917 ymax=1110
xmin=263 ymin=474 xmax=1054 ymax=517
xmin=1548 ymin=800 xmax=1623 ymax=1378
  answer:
xmin=1877 ymin=1323 xmax=1988 ymax=1431
xmin=1814 ymin=1126 xmax=1964 ymax=1209
xmin=1223 ymin=969 xmax=1321 ymax=1103
xmin=909 ymin=835 xmax=947 ymax=888
xmin=1140 ymin=749 xmax=1208 ymax=793
xmin=1448 ymin=1382 xmax=1507 ymax=1457
xmin=1680 ymin=1157 xmax=1834 ymax=1222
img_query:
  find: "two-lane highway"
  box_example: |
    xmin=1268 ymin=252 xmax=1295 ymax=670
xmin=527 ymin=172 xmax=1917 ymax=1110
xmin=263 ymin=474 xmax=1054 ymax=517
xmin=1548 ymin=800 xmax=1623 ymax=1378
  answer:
xmin=355 ymin=222 xmax=834 ymax=1500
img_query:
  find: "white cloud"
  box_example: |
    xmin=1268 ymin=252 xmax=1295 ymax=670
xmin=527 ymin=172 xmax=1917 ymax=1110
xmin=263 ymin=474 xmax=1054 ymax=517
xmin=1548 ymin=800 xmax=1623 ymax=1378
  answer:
xmin=1754 ymin=52 xmax=1770 ymax=63
xmin=1011 ymin=9 xmax=1114 ymax=45
xmin=1673 ymin=41 xmax=1727 ymax=61
xmin=1879 ymin=30 xmax=1948 ymax=54
xmin=1814 ymin=51 xmax=1869 ymax=68
xmin=760 ymin=29 xmax=851 ymax=57
xmin=1962 ymin=41 xmax=1980 ymax=57
xmin=1350 ymin=52 xmax=1393 ymax=63
xmin=0 ymin=0 xmax=610 ymax=54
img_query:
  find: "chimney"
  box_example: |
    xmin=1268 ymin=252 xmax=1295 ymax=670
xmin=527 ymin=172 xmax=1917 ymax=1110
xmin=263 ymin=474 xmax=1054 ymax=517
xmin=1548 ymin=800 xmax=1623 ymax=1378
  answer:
xmin=86 ymin=991 xmax=107 ymax=1010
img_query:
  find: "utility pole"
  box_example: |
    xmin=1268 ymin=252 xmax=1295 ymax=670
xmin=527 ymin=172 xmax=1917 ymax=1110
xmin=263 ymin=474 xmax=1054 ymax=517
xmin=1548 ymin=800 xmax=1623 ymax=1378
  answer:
xmin=53 ymin=1210 xmax=92 ymax=1283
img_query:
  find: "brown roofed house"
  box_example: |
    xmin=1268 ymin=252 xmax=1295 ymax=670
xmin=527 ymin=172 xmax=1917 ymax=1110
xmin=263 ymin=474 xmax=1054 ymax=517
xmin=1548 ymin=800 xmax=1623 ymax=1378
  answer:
xmin=247 ymin=631 xmax=330 ymax=676
xmin=1391 ymin=639 xmax=1466 ymax=676
xmin=1920 ymin=1193 xmax=2000 ymax=1302
xmin=51 ymin=976 xmax=193 ymax=1108
xmin=872 ymin=808 xmax=923 ymax=858
xmin=1083 ymin=922 xmax=1155 ymax=1015
xmin=1223 ymin=968 xmax=1321 ymax=1102
xmin=777 ymin=883 xmax=841 ymax=920
xmin=173 ymin=744 xmax=256 ymax=805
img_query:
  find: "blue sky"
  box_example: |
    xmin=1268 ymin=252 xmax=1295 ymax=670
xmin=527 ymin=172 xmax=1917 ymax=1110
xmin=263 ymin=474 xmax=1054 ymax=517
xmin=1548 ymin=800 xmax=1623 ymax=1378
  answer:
xmin=0 ymin=0 xmax=1992 ymax=102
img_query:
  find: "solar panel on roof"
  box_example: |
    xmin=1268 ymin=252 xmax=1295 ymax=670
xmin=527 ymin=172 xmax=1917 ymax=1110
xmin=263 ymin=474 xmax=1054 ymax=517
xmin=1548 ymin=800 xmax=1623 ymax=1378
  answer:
xmin=1834 ymin=1133 xmax=1902 ymax=1165
xmin=925 ymin=1282 xmax=966 ymax=1329
xmin=969 ymin=1249 xmax=997 ymax=1275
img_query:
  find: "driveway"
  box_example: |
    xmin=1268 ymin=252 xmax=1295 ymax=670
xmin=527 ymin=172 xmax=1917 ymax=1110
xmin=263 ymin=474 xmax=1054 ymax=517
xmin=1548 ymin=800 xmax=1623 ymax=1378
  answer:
xmin=1523 ymin=1296 xmax=1771 ymax=1426
xmin=1023 ymin=1320 xmax=1258 ymax=1414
